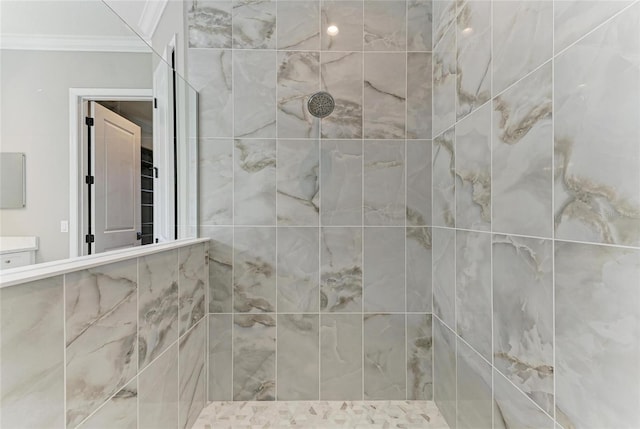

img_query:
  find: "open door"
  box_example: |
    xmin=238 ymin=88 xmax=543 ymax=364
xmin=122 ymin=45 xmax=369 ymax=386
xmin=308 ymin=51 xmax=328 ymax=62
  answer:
xmin=89 ymin=101 xmax=142 ymax=253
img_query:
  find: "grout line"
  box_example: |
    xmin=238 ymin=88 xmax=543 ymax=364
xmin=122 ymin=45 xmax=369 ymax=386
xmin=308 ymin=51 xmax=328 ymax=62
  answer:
xmin=361 ymin=0 xmax=366 ymax=402
xmin=551 ymin=0 xmax=557 ymax=422
xmin=489 ymin=0 xmax=495 ymax=425
xmin=136 ymin=258 xmax=140 ymax=429
xmin=404 ymin=0 xmax=409 ymax=401
xmin=274 ymin=1 xmax=279 ymax=400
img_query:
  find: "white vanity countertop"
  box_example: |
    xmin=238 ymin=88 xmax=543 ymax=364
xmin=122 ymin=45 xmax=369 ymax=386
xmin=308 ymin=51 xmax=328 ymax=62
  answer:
xmin=0 ymin=237 xmax=210 ymax=289
xmin=0 ymin=236 xmax=38 ymax=254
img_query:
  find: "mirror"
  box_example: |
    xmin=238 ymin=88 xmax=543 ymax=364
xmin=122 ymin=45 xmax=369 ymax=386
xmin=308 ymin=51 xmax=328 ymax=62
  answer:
xmin=0 ymin=1 xmax=198 ymax=267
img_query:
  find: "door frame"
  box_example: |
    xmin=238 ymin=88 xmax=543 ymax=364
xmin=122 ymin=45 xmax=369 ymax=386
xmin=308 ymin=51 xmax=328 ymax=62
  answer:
xmin=68 ymin=88 xmax=152 ymax=258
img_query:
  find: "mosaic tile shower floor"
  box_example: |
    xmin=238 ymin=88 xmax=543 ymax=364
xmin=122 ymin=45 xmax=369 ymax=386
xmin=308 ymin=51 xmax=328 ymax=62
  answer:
xmin=193 ymin=400 xmax=450 ymax=429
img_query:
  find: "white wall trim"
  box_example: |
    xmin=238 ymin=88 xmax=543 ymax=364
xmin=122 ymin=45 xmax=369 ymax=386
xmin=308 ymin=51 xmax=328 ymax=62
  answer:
xmin=0 ymin=34 xmax=150 ymax=53
xmin=68 ymin=88 xmax=153 ymax=260
xmin=137 ymin=0 xmax=169 ymax=43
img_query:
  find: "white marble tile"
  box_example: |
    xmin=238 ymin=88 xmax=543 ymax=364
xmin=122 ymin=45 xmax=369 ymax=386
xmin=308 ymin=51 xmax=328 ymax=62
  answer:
xmin=321 ymin=52 xmax=363 ymax=139
xmin=277 ymin=139 xmax=320 ymax=225
xmin=277 ymin=51 xmax=320 ymax=139
xmin=456 ymin=339 xmax=492 ymax=429
xmin=139 ymin=344 xmax=179 ymax=429
xmin=0 ymin=277 xmax=64 ymax=429
xmin=320 ymin=227 xmax=362 ymax=313
xmin=233 ymin=51 xmax=276 ymax=138
xmin=492 ymin=0 xmax=552 ymax=96
xmin=233 ymin=227 xmax=276 ymax=313
xmin=234 ymin=139 xmax=277 ymax=225
xmin=455 ymin=103 xmax=491 ymax=231
xmin=65 ymin=261 xmax=138 ymax=428
xmin=208 ymin=314 xmax=233 ymax=401
xmin=432 ymin=227 xmax=455 ymax=328
xmin=407 ymin=313 xmax=433 ymax=400
xmin=187 ymin=0 xmax=232 ymax=48
xmin=320 ymin=140 xmax=362 ymax=225
xmin=188 ymin=50 xmax=233 ymax=138
xmin=494 ymin=370 xmax=554 ymax=429
xmin=406 ymin=227 xmax=432 ymax=313
xmin=277 ymin=227 xmax=320 ymax=312
xmin=320 ymin=1 xmax=363 ymax=51
xmin=277 ymin=1 xmax=320 ymax=50
xmin=364 ymin=314 xmax=406 ymax=400
xmin=364 ymin=1 xmax=407 ymax=51
xmin=78 ymin=379 xmax=137 ymax=429
xmin=456 ymin=0 xmax=491 ymax=119
xmin=492 ymin=63 xmax=552 ymax=238
xmin=407 ymin=140 xmax=432 ymax=227
xmin=277 ymin=314 xmax=319 ymax=400
xmin=364 ymin=53 xmax=406 ymax=139
xmin=407 ymin=53 xmax=433 ymax=140
xmin=554 ymin=4 xmax=640 ymax=247
xmin=364 ymin=140 xmax=405 ymax=225
xmin=433 ymin=318 xmax=456 ymax=429
xmin=433 ymin=25 xmax=456 ymax=137
xmin=233 ymin=314 xmax=276 ymax=400
xmin=408 ymin=0 xmax=433 ymax=51
xmin=555 ymin=241 xmax=640 ymax=429
xmin=320 ymin=314 xmax=363 ymax=400
xmin=455 ymin=230 xmax=491 ymax=362
xmin=232 ymin=0 xmax=276 ymax=49
xmin=179 ymin=244 xmax=206 ymax=336
xmin=432 ymin=128 xmax=455 ymax=228
xmin=138 ymin=250 xmax=179 ymax=369
xmin=199 ymin=139 xmax=233 ymax=225
xmin=363 ymin=227 xmax=405 ymax=312
xmin=493 ymin=234 xmax=554 ymax=415
xmin=201 ymin=226 xmax=233 ymax=313
xmin=179 ymin=320 xmax=206 ymax=429
xmin=433 ymin=0 xmax=456 ymax=49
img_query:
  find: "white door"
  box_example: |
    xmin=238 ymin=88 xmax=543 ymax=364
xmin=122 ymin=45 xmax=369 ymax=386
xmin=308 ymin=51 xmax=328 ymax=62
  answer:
xmin=91 ymin=101 xmax=141 ymax=253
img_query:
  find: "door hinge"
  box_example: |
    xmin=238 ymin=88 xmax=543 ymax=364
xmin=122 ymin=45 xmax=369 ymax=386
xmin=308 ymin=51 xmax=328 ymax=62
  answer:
xmin=136 ymin=232 xmax=142 ymax=241
xmin=85 ymin=175 xmax=94 ymax=185
xmin=154 ymin=98 xmax=158 ymax=109
xmin=85 ymin=234 xmax=95 ymax=244
xmin=85 ymin=117 xmax=94 ymax=126
xmin=153 ymin=167 xmax=159 ymax=178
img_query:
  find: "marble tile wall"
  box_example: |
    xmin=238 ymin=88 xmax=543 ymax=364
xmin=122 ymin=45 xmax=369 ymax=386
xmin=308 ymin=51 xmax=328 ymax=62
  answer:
xmin=189 ymin=0 xmax=434 ymax=402
xmin=431 ymin=1 xmax=640 ymax=428
xmin=0 ymin=242 xmax=208 ymax=429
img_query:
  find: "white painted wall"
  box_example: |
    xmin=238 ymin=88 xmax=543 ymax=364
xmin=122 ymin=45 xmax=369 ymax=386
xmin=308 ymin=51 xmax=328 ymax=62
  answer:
xmin=0 ymin=49 xmax=152 ymax=263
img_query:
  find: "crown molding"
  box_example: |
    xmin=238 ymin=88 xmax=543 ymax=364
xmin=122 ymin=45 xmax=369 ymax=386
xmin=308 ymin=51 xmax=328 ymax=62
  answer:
xmin=137 ymin=0 xmax=169 ymax=42
xmin=0 ymin=34 xmax=150 ymax=53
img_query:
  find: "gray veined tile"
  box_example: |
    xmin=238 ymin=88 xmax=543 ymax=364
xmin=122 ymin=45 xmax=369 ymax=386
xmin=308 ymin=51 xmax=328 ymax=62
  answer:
xmin=364 ymin=314 xmax=406 ymax=400
xmin=277 ymin=227 xmax=320 ymax=313
xmin=320 ymin=314 xmax=363 ymax=400
xmin=78 ymin=379 xmax=137 ymax=429
xmin=0 ymin=277 xmax=64 ymax=429
xmin=208 ymin=314 xmax=233 ymax=401
xmin=179 ymin=320 xmax=206 ymax=429
xmin=456 ymin=0 xmax=491 ymax=120
xmin=234 ymin=139 xmax=276 ymax=225
xmin=199 ymin=139 xmax=233 ymax=224
xmin=455 ymin=230 xmax=491 ymax=362
xmin=364 ymin=53 xmax=406 ymax=139
xmin=433 ymin=317 xmax=456 ymax=429
xmin=432 ymin=128 xmax=455 ymax=228
xmin=232 ymin=0 xmax=276 ymax=49
xmin=233 ymin=314 xmax=276 ymax=401
xmin=187 ymin=0 xmax=232 ymax=48
xmin=408 ymin=0 xmax=433 ymax=52
xmin=492 ymin=0 xmax=553 ymax=96
xmin=234 ymin=227 xmax=276 ymax=313
xmin=555 ymin=241 xmax=640 ymax=429
xmin=407 ymin=53 xmax=433 ymax=140
xmin=320 ymin=140 xmax=362 ymax=226
xmin=277 ymin=140 xmax=319 ymax=226
xmin=493 ymin=370 xmax=554 ymax=429
xmin=363 ymin=227 xmax=405 ymax=313
xmin=277 ymin=1 xmax=320 ymax=50
xmin=179 ymin=244 xmax=206 ymax=336
xmin=456 ymin=339 xmax=492 ymax=429
xmin=363 ymin=140 xmax=405 ymax=226
xmin=455 ymin=103 xmax=491 ymax=231
xmin=321 ymin=1 xmax=363 ymax=51
xmin=432 ymin=227 xmax=455 ymax=328
xmin=201 ymin=226 xmax=233 ymax=313
xmin=433 ymin=0 xmax=456 ymax=50
xmin=320 ymin=227 xmax=362 ymax=313
xmin=320 ymin=52 xmax=363 ymax=139
xmin=138 ymin=250 xmax=179 ymax=370
xmin=364 ymin=1 xmax=407 ymax=51
xmin=554 ymin=4 xmax=640 ymax=247
xmin=277 ymin=51 xmax=320 ymax=139
xmin=139 ymin=343 xmax=179 ymax=429
xmin=406 ymin=227 xmax=432 ymax=313
xmin=407 ymin=140 xmax=432 ymax=227
xmin=407 ymin=314 xmax=433 ymax=400
xmin=492 ymin=63 xmax=552 ymax=238
xmin=65 ymin=261 xmax=137 ymax=428
xmin=433 ymin=25 xmax=456 ymax=137
xmin=493 ymin=234 xmax=554 ymax=415
xmin=277 ymin=315 xmax=319 ymax=400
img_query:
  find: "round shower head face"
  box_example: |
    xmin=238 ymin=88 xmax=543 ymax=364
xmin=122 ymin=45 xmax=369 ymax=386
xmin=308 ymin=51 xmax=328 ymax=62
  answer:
xmin=307 ymin=91 xmax=335 ymax=118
